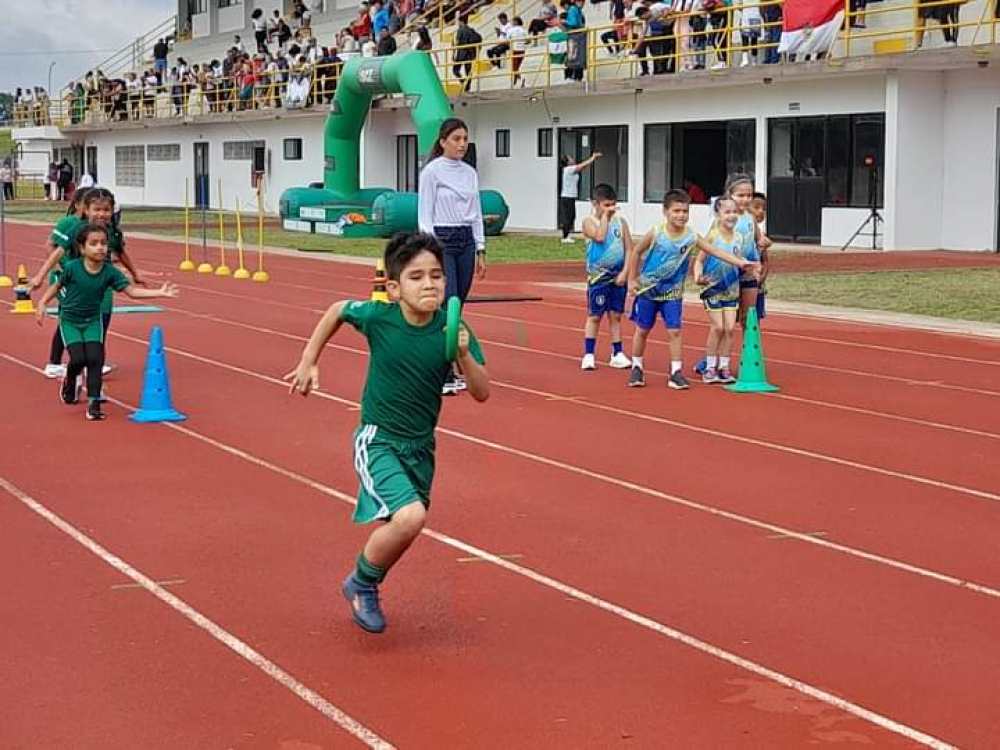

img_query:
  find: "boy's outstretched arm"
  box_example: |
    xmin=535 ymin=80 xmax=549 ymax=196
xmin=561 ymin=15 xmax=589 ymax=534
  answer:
xmin=30 ymin=244 xmax=64 ymax=289
xmin=124 ymin=281 xmax=179 ymax=299
xmin=457 ymin=325 xmax=489 ymax=402
xmin=285 ymin=300 xmax=349 ymax=396
xmin=695 ymin=236 xmax=758 ymax=276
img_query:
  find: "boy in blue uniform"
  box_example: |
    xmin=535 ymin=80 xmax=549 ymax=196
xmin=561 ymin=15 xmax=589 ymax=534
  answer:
xmin=286 ymin=233 xmax=490 ymax=634
xmin=581 ymin=183 xmax=632 ymax=371
xmin=627 ymin=189 xmax=758 ymax=390
xmin=750 ymin=191 xmax=770 ymax=321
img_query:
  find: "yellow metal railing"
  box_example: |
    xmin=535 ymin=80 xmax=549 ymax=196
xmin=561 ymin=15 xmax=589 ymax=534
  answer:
xmin=13 ymin=0 xmax=997 ymax=130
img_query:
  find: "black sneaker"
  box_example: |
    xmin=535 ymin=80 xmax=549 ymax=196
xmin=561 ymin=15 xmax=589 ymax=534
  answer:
xmin=627 ymin=366 xmax=645 ymax=388
xmin=86 ymin=402 xmax=106 ymax=421
xmin=60 ymin=376 xmax=79 ymax=405
xmin=668 ymin=371 xmax=690 ymax=390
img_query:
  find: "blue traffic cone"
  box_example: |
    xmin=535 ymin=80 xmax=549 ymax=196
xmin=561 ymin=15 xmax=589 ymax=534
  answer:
xmin=129 ymin=326 xmax=187 ymax=423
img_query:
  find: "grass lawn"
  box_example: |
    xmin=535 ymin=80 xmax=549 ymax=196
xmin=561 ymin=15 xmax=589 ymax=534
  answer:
xmin=767 ymin=268 xmax=1000 ymax=324
xmin=0 ymin=129 xmax=12 ymax=157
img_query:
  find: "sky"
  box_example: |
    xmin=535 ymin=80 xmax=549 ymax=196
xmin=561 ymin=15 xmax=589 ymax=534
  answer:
xmin=0 ymin=0 xmax=176 ymax=95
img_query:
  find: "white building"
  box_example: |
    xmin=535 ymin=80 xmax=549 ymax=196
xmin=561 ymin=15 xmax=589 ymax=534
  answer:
xmin=12 ymin=0 xmax=1000 ymax=251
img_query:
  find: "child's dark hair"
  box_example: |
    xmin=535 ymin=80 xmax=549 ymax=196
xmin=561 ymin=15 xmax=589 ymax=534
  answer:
xmin=662 ymin=188 xmax=691 ymax=209
xmin=75 ymin=223 xmax=110 ymax=250
xmin=67 ymin=187 xmax=91 ymax=215
xmin=84 ymin=187 xmax=116 ymax=210
xmin=384 ymin=232 xmax=444 ymax=281
xmin=592 ymin=183 xmax=616 ymax=202
xmin=429 ymin=117 xmax=468 ymax=160
xmin=724 ymin=173 xmax=754 ymax=194
xmin=713 ymin=194 xmax=737 ymax=212
xmin=752 ymin=191 xmax=767 ymax=201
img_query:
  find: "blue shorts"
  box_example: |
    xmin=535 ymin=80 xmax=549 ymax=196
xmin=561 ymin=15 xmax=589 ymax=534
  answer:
xmin=703 ymin=296 xmax=739 ymax=311
xmin=587 ymin=282 xmax=627 ymax=316
xmin=755 ymin=291 xmax=767 ymax=320
xmin=630 ymin=296 xmax=683 ymax=330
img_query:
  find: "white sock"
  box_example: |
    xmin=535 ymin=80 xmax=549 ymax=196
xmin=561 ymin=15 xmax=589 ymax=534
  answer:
xmin=706 ymin=356 xmax=718 ymax=369
xmin=632 ymin=356 xmax=644 ymax=369
xmin=720 ymin=356 xmax=731 ymax=369
xmin=671 ymin=360 xmax=682 ymax=374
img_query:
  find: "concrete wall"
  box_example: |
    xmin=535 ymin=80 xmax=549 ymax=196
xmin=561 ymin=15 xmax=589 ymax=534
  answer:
xmin=941 ymin=67 xmax=1000 ymax=252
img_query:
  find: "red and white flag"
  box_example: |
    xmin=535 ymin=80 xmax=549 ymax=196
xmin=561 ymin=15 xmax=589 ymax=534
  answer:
xmin=778 ymin=0 xmax=844 ymax=55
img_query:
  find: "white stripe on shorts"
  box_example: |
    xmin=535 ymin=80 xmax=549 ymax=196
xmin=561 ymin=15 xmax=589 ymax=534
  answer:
xmin=354 ymin=424 xmax=390 ymax=519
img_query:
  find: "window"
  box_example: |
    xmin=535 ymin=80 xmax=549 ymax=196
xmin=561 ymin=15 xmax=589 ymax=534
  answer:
xmin=850 ymin=114 xmax=885 ymax=208
xmin=192 ymin=0 xmax=207 ymax=12
xmin=396 ymin=134 xmax=419 ymax=192
xmin=643 ymin=120 xmax=756 ymax=203
xmin=218 ymin=0 xmax=242 ymax=7
xmin=537 ymin=128 xmax=553 ymax=157
xmin=147 ymin=144 xmax=181 ymax=162
xmin=115 ymin=145 xmax=145 ymax=187
xmin=559 ymin=125 xmax=629 ymax=201
xmin=283 ymin=138 xmax=303 ymax=161
xmin=223 ymin=140 xmax=264 ymax=160
xmin=808 ymin=113 xmax=885 ymax=208
xmin=495 ymin=129 xmax=510 ymax=158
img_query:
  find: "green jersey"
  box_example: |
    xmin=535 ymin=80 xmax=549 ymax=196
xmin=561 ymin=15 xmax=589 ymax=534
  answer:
xmin=58 ymin=258 xmax=130 ymax=324
xmin=50 ymin=216 xmax=86 ymax=266
xmin=341 ymin=300 xmax=486 ymax=441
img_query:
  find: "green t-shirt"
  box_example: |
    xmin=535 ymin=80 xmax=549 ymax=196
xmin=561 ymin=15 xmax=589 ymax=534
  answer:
xmin=58 ymin=258 xmax=130 ymax=324
xmin=341 ymin=300 xmax=486 ymax=441
xmin=50 ymin=216 xmax=86 ymax=265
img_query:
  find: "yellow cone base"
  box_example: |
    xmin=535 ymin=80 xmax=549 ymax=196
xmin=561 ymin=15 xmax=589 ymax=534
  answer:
xmin=233 ymin=268 xmax=251 ymax=280
xmin=197 ymin=263 xmax=214 ymax=274
xmin=11 ymin=300 xmax=36 ymax=314
xmin=179 ymin=260 xmax=196 ymax=271
xmin=252 ymin=271 xmax=269 ymax=283
xmin=0 ymin=275 xmax=12 ymax=288
xmin=371 ymin=290 xmax=389 ymax=303
xmin=215 ymin=265 xmax=232 ymax=277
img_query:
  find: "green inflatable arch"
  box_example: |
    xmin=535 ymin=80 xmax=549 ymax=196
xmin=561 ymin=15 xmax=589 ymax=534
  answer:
xmin=280 ymin=51 xmax=509 ymax=239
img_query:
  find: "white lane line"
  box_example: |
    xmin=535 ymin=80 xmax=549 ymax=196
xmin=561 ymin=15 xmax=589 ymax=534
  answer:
xmin=132 ymin=311 xmax=1000 ymax=503
xmin=0 ymin=387 xmax=955 ymax=749
xmin=9 ymin=345 xmax=994 ymax=604
xmin=0 ymin=475 xmax=394 ymax=750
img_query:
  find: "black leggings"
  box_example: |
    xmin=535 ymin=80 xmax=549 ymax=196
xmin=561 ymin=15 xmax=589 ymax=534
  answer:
xmin=51 ymin=312 xmax=111 ymax=365
xmin=66 ymin=341 xmax=105 ymax=401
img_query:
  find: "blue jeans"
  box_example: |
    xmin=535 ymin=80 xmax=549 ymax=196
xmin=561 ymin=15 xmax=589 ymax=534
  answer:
xmin=434 ymin=225 xmax=476 ymax=302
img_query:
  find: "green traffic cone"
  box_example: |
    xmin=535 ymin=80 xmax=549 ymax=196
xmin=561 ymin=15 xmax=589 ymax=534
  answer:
xmin=725 ymin=306 xmax=779 ymax=393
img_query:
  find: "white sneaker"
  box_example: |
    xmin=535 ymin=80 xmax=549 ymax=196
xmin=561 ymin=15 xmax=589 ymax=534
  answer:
xmin=608 ymin=352 xmax=632 ymax=369
xmin=102 ymin=364 xmax=114 ymax=376
xmin=454 ymin=375 xmax=468 ymax=391
xmin=581 ymin=353 xmax=596 ymax=370
xmin=561 ymin=237 xmax=575 ymax=244
xmin=740 ymin=53 xmax=750 ymax=67
xmin=44 ymin=364 xmax=66 ymax=379
xmin=712 ymin=61 xmax=727 ymax=70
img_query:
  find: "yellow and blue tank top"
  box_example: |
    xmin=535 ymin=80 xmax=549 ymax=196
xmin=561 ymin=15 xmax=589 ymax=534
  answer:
xmin=586 ymin=216 xmax=626 ymax=286
xmin=635 ymin=223 xmax=697 ymax=301
xmin=701 ymin=226 xmax=748 ymax=303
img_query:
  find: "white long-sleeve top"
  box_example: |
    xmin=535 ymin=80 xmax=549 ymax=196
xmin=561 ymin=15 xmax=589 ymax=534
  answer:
xmin=418 ymin=156 xmax=486 ymax=251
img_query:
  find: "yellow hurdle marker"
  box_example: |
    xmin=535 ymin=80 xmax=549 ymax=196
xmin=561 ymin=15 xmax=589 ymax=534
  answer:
xmin=11 ymin=264 xmax=36 ymax=314
xmin=179 ymin=178 xmax=195 ymax=271
xmin=215 ymin=178 xmax=232 ymax=277
xmin=252 ymin=178 xmax=269 ymax=283
xmin=233 ymin=199 xmax=251 ymax=280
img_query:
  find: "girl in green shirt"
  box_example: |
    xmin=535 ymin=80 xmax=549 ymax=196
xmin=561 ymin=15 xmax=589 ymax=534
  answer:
xmin=36 ymin=224 xmax=178 ymax=421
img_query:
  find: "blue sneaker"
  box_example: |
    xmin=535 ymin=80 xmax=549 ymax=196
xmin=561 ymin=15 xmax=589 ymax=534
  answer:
xmin=693 ymin=357 xmax=707 ymax=375
xmin=342 ymin=575 xmax=386 ymax=633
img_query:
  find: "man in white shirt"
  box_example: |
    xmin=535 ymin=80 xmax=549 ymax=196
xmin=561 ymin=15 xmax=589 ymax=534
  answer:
xmin=488 ymin=12 xmax=513 ymax=68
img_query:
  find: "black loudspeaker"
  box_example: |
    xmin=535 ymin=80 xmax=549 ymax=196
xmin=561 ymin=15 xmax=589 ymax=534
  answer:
xmin=252 ymin=145 xmax=267 ymax=186
xmin=463 ymin=142 xmax=477 ymax=170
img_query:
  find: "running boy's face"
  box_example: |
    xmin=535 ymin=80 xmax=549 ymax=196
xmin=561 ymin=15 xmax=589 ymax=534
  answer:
xmin=85 ymin=199 xmax=114 ymax=226
xmin=730 ymin=182 xmax=753 ymax=212
xmin=81 ymin=232 xmax=108 ymax=263
xmin=663 ymin=200 xmax=689 ymax=230
xmin=388 ymin=250 xmax=445 ymax=313
xmin=593 ymin=198 xmax=616 ymax=216
xmin=716 ymin=199 xmax=739 ymax=230
xmin=750 ymin=197 xmax=767 ymax=224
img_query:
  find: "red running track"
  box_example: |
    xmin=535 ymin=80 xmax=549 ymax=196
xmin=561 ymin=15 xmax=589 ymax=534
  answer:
xmin=2 ymin=223 xmax=999 ymax=749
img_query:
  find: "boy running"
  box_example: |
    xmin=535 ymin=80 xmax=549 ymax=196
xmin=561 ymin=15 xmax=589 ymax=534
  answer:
xmin=285 ymin=233 xmax=490 ymax=634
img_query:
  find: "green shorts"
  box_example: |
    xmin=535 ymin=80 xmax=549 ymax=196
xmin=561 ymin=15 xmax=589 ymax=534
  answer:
xmin=59 ymin=317 xmax=104 ymax=346
xmin=352 ymin=424 xmax=435 ymax=524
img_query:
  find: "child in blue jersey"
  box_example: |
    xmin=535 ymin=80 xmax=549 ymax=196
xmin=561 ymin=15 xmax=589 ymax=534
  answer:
xmin=693 ymin=196 xmax=747 ymax=384
xmin=581 ymin=183 xmax=632 ymax=371
xmin=726 ymin=174 xmax=772 ymax=326
xmin=750 ymin=191 xmax=770 ymax=321
xmin=627 ymin=189 xmax=757 ymax=390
